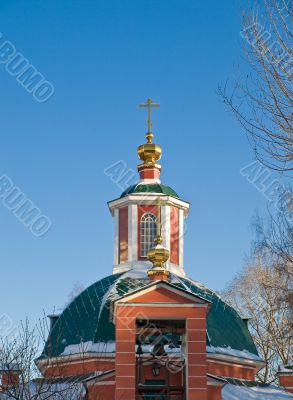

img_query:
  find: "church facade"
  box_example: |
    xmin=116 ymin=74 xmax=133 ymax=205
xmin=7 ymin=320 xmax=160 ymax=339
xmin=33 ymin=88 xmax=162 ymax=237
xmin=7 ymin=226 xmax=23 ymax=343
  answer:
xmin=35 ymin=100 xmax=293 ymax=400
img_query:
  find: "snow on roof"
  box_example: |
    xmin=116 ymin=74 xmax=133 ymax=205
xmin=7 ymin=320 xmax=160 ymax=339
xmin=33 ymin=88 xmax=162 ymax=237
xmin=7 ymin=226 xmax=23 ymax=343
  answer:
xmin=62 ymin=341 xmax=116 ymax=355
xmin=0 ymin=364 xmax=20 ymax=372
xmin=279 ymin=365 xmax=293 ymax=374
xmin=61 ymin=341 xmax=182 ymax=356
xmin=61 ymin=341 xmax=261 ymax=361
xmin=207 ymin=345 xmax=263 ymax=362
xmin=43 ymin=270 xmax=259 ymax=359
xmin=222 ymin=383 xmax=293 ymax=399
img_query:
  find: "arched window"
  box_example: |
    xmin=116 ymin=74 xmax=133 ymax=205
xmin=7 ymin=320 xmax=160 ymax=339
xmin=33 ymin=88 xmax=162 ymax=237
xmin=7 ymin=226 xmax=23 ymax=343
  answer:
xmin=140 ymin=213 xmax=157 ymax=257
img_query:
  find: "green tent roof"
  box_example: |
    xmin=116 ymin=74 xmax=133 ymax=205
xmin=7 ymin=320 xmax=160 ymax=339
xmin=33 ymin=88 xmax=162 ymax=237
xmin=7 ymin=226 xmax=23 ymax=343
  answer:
xmin=120 ymin=183 xmax=179 ymax=198
xmin=41 ymin=270 xmax=259 ymax=360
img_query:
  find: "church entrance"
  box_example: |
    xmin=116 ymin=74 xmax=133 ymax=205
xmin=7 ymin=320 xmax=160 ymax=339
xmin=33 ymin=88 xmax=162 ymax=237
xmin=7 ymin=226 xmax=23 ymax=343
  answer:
xmin=136 ymin=319 xmax=186 ymax=400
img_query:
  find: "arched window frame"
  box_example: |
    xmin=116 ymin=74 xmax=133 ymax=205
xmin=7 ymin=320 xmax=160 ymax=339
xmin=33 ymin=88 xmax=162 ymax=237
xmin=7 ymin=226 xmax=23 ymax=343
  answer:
xmin=140 ymin=213 xmax=157 ymax=258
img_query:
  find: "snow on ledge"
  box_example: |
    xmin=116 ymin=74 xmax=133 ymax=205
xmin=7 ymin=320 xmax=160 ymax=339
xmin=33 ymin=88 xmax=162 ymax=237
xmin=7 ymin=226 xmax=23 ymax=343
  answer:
xmin=279 ymin=365 xmax=293 ymax=373
xmin=62 ymin=341 xmax=116 ymax=355
xmin=207 ymin=345 xmax=263 ymax=362
xmin=222 ymin=383 xmax=293 ymax=399
xmin=62 ymin=341 xmax=262 ymax=362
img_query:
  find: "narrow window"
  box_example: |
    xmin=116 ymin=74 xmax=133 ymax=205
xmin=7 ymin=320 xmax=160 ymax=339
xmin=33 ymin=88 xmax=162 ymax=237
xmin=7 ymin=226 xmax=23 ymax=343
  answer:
xmin=140 ymin=213 xmax=157 ymax=257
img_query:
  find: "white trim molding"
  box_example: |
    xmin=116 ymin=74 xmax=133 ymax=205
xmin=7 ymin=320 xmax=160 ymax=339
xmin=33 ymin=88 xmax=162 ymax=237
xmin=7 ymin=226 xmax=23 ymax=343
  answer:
xmin=108 ymin=194 xmax=190 ymax=216
xmin=161 ymin=205 xmax=171 ymax=251
xmin=113 ymin=209 xmax=119 ymax=269
xmin=179 ymin=208 xmax=184 ymax=268
xmin=128 ymin=204 xmax=137 ymax=263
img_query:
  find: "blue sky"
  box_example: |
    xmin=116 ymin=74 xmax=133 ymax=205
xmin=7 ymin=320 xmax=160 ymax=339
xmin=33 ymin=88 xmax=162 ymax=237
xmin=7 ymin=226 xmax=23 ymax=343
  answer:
xmin=0 ymin=0 xmax=281 ymax=327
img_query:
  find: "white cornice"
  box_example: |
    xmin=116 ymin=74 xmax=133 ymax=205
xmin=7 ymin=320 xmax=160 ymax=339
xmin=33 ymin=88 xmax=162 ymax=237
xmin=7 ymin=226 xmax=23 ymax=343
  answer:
xmin=207 ymin=352 xmax=265 ymax=368
xmin=108 ymin=194 xmax=190 ymax=216
xmin=112 ymin=261 xmax=185 ymax=277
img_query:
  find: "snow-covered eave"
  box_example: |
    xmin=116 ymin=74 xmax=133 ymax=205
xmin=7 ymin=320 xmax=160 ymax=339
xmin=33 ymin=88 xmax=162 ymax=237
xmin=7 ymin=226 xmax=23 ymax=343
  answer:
xmin=37 ymin=350 xmax=265 ymax=374
xmin=278 ymin=371 xmax=293 ymax=376
xmin=222 ymin=382 xmax=293 ymax=399
xmin=36 ymin=352 xmax=115 ymax=372
xmin=207 ymin=350 xmax=265 ymax=369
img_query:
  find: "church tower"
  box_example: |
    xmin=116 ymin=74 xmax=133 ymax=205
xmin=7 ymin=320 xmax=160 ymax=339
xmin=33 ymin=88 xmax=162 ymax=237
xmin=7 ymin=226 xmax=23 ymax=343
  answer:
xmin=108 ymin=99 xmax=190 ymax=276
xmin=39 ymin=99 xmax=276 ymax=400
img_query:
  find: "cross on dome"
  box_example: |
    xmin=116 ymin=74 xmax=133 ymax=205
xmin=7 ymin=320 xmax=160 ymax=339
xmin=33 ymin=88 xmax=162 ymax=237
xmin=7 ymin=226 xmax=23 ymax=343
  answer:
xmin=137 ymin=98 xmax=162 ymax=167
xmin=139 ymin=98 xmax=160 ymax=143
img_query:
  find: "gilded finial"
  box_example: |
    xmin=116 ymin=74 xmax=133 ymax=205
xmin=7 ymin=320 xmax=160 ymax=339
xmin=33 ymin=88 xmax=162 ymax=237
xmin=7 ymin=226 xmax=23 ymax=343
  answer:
xmin=138 ymin=98 xmax=162 ymax=166
xmin=147 ymin=197 xmax=170 ymax=281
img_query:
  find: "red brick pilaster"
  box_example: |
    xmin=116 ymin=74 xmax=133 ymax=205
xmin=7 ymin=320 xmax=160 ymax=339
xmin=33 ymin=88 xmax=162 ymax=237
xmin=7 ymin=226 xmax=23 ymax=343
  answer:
xmin=187 ymin=315 xmax=207 ymax=400
xmin=115 ymin=311 xmax=136 ymax=400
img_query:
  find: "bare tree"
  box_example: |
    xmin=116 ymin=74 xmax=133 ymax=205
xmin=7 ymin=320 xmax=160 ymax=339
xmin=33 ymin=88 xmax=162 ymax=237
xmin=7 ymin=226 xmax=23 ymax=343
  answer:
xmin=222 ymin=251 xmax=292 ymax=383
xmin=0 ymin=319 xmax=86 ymax=400
xmin=219 ymin=0 xmax=293 ymax=171
xmin=253 ymin=193 xmax=293 ymax=330
xmin=222 ymin=196 xmax=293 ymax=384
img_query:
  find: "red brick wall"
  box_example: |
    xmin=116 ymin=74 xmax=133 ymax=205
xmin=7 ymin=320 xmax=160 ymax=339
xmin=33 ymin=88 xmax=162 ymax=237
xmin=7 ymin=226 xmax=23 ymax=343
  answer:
xmin=119 ymin=207 xmax=128 ymax=263
xmin=207 ymin=359 xmax=256 ymax=380
xmin=129 ymin=287 xmax=195 ymax=304
xmin=139 ymin=167 xmax=160 ymax=181
xmin=88 ymin=384 xmax=115 ymax=400
xmin=1 ymin=372 xmax=20 ymax=387
xmin=207 ymin=385 xmax=222 ymax=400
xmin=43 ymin=358 xmax=115 ymax=378
xmin=279 ymin=375 xmax=293 ymax=393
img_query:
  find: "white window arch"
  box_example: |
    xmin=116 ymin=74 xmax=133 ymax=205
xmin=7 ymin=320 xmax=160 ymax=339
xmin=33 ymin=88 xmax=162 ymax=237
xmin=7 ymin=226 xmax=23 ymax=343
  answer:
xmin=140 ymin=213 xmax=157 ymax=257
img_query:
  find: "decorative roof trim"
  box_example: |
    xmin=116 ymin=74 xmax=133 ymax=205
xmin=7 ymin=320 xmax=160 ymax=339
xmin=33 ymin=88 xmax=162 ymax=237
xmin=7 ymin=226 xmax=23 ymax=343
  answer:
xmin=278 ymin=371 xmax=293 ymax=376
xmin=85 ymin=370 xmax=116 ymax=386
xmin=37 ymin=348 xmax=264 ymax=372
xmin=139 ymin=179 xmax=161 ymax=184
xmin=113 ymin=280 xmax=211 ymax=305
xmin=108 ymin=194 xmax=190 ymax=216
xmin=207 ymin=352 xmax=265 ymax=368
xmin=115 ymin=303 xmax=208 ymax=308
xmin=36 ymin=354 xmax=115 ymax=370
xmin=207 ymin=374 xmax=226 ymax=387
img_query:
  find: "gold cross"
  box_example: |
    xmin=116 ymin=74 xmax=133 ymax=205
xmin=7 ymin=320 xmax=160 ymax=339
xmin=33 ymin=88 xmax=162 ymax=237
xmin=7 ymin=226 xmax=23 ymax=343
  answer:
xmin=139 ymin=98 xmax=160 ymax=135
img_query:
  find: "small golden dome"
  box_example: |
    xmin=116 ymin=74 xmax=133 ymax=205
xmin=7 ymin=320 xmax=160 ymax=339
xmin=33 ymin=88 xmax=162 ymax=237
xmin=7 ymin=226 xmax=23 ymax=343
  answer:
xmin=147 ymin=235 xmax=170 ymax=280
xmin=137 ymin=142 xmax=162 ymax=165
xmin=147 ymin=237 xmax=170 ymax=268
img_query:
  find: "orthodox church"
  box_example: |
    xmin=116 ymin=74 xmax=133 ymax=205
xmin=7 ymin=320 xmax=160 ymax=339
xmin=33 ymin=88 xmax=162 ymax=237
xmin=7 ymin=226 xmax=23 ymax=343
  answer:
xmin=34 ymin=100 xmax=293 ymax=399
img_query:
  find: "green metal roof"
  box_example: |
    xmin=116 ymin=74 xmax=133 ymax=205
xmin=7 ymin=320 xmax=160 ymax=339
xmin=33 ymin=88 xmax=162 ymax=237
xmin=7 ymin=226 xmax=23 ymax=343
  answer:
xmin=120 ymin=183 xmax=179 ymax=198
xmin=41 ymin=270 xmax=259 ymax=360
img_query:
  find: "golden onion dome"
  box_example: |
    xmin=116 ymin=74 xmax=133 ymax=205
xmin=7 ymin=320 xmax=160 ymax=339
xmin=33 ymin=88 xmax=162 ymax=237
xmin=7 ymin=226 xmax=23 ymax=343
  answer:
xmin=147 ymin=236 xmax=170 ymax=268
xmin=147 ymin=236 xmax=170 ymax=280
xmin=137 ymin=142 xmax=162 ymax=165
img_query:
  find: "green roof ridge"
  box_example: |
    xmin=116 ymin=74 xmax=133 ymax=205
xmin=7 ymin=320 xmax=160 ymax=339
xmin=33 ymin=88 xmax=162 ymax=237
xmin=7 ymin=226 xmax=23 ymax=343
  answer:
xmin=120 ymin=183 xmax=179 ymax=199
